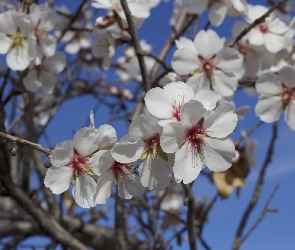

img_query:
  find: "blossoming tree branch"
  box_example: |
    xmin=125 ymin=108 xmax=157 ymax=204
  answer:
xmin=0 ymin=0 xmax=293 ymax=249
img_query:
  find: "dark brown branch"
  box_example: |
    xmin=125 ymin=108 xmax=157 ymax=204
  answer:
xmin=229 ymin=0 xmax=289 ymax=48
xmin=232 ymin=122 xmax=278 ymax=250
xmin=182 ymin=183 xmax=197 ymax=250
xmin=120 ymin=0 xmax=150 ymax=92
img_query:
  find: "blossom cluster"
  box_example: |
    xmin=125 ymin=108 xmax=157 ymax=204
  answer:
xmin=45 ymin=82 xmax=238 ymax=207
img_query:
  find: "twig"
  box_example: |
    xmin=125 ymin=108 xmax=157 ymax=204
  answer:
xmin=0 ymin=131 xmax=51 ymax=156
xmin=232 ymin=122 xmax=278 ymax=250
xmin=120 ymin=0 xmax=150 ymax=92
xmin=182 ymin=183 xmax=197 ymax=250
xmin=229 ymin=0 xmax=289 ymax=48
xmin=234 ymin=121 xmax=264 ymax=147
xmin=240 ymin=184 xmax=279 ymax=245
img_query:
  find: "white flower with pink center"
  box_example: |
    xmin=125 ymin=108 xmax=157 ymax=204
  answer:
xmin=172 ymin=29 xmax=243 ymax=97
xmin=245 ymin=5 xmax=289 ymax=53
xmin=44 ymin=125 xmax=117 ymax=208
xmin=255 ymin=65 xmax=295 ymax=130
xmin=29 ymin=4 xmax=57 ymax=62
xmin=160 ymin=100 xmax=237 ymax=184
xmin=94 ymin=151 xmax=145 ymax=204
xmin=112 ymin=115 xmax=173 ymax=191
xmin=144 ymin=81 xmax=221 ymax=126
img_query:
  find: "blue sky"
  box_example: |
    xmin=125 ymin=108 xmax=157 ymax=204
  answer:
xmin=5 ymin=0 xmax=294 ymax=249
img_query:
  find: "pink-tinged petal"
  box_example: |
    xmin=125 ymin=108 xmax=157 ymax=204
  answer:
xmin=195 ymin=89 xmax=221 ymax=110
xmin=160 ymin=122 xmax=185 ymax=153
xmin=7 ymin=47 xmax=30 ymax=71
xmin=174 ymin=145 xmax=202 ymax=184
xmin=51 ymin=140 xmax=74 ymax=167
xmin=172 ymin=48 xmax=199 ymax=75
xmin=255 ymin=96 xmax=282 ymax=123
xmin=264 ymin=33 xmax=284 ymax=53
xmin=73 ymin=127 xmax=98 ymax=156
xmin=194 ymin=30 xmax=224 ymax=58
xmin=278 ymin=66 xmax=295 ymax=88
xmin=139 ymin=155 xmax=172 ymax=191
xmin=256 ymin=73 xmax=282 ymax=96
xmin=93 ymin=171 xmax=114 ymax=204
xmin=112 ymin=140 xmax=145 ymax=163
xmin=129 ymin=115 xmax=161 ymax=140
xmin=204 ymin=103 xmax=237 ymax=138
xmin=209 ymin=3 xmax=227 ymax=27
xmin=285 ymin=102 xmax=295 ymax=130
xmin=180 ymin=100 xmax=206 ymax=129
xmin=215 ymin=47 xmax=243 ymax=72
xmin=72 ymin=175 xmax=97 ymax=208
xmin=44 ymin=166 xmax=72 ymax=194
xmin=118 ymin=174 xmax=145 ymax=199
xmin=211 ymin=71 xmax=238 ymax=97
xmin=186 ymin=74 xmax=210 ymax=93
xmin=248 ymin=29 xmax=264 ymax=46
xmin=95 ymin=124 xmax=117 ymax=149
xmin=0 ymin=33 xmax=11 ymax=54
xmin=202 ymin=137 xmax=236 ymax=172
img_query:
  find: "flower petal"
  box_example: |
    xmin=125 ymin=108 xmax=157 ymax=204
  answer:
xmin=44 ymin=166 xmax=72 ymax=194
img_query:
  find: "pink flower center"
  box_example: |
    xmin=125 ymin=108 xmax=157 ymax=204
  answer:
xmin=111 ymin=161 xmax=133 ymax=183
xmin=258 ymin=23 xmax=269 ymax=33
xmin=172 ymin=98 xmax=185 ymax=122
xmin=201 ymin=59 xmax=215 ymax=77
xmin=144 ymin=134 xmax=161 ymax=158
xmin=34 ymin=26 xmax=43 ymax=39
xmin=280 ymin=87 xmax=295 ymax=106
xmin=238 ymin=43 xmax=249 ymax=56
xmin=185 ymin=119 xmax=206 ymax=149
xmin=70 ymin=154 xmax=90 ymax=176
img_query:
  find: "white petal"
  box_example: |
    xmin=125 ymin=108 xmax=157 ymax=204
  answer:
xmin=39 ymin=72 xmax=55 ymax=95
xmin=264 ymin=33 xmax=284 ymax=53
xmin=118 ymin=174 xmax=145 ymax=199
xmin=51 ymin=140 xmax=73 ymax=167
xmin=194 ymin=89 xmax=221 ymax=110
xmin=7 ymin=47 xmax=30 ymax=71
xmin=112 ymin=140 xmax=145 ymax=163
xmin=93 ymin=171 xmax=114 ymax=204
xmin=88 ymin=150 xmax=109 ymax=175
xmin=180 ymin=100 xmax=206 ymax=129
xmin=255 ymin=96 xmax=282 ymax=123
xmin=285 ymin=102 xmax=295 ymax=130
xmin=211 ymin=71 xmax=238 ymax=97
xmin=0 ymin=33 xmax=11 ymax=53
xmin=175 ymin=37 xmax=196 ymax=50
xmin=194 ymin=30 xmax=224 ymax=58
xmin=174 ymin=145 xmax=202 ymax=184
xmin=209 ymin=3 xmax=227 ymax=27
xmin=204 ymin=103 xmax=237 ymax=138
xmin=39 ymin=35 xmax=56 ymax=57
xmin=129 ymin=115 xmax=161 ymax=140
xmin=95 ymin=124 xmax=117 ymax=149
xmin=161 ymin=122 xmax=185 ymax=153
xmin=186 ymin=74 xmax=210 ymax=93
xmin=44 ymin=166 xmax=72 ymax=194
xmin=23 ymin=70 xmax=40 ymax=92
xmin=256 ymin=73 xmax=282 ymax=96
xmin=202 ymin=137 xmax=236 ymax=172
xmin=215 ymin=47 xmax=243 ymax=72
xmin=45 ymin=51 xmax=66 ymax=73
xmin=172 ymin=48 xmax=199 ymax=75
xmin=73 ymin=127 xmax=99 ymax=156
xmin=248 ymin=29 xmax=264 ymax=46
xmin=72 ymin=175 xmax=97 ymax=208
xmin=278 ymin=66 xmax=295 ymax=88
xmin=140 ymin=155 xmax=172 ymax=191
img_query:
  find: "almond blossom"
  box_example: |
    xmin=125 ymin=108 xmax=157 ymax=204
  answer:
xmin=255 ymin=65 xmax=295 ymax=130
xmin=94 ymin=150 xmax=145 ymax=204
xmin=0 ymin=10 xmax=36 ymax=71
xmin=112 ymin=115 xmax=173 ymax=191
xmin=144 ymin=81 xmax=221 ymax=126
xmin=23 ymin=51 xmax=65 ymax=94
xmin=29 ymin=4 xmax=57 ymax=62
xmin=172 ymin=30 xmax=243 ymax=97
xmin=160 ymin=100 xmax=237 ymax=184
xmin=44 ymin=125 xmax=117 ymax=208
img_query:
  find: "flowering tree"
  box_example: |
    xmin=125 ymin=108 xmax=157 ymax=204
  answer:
xmin=0 ymin=0 xmax=294 ymax=249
